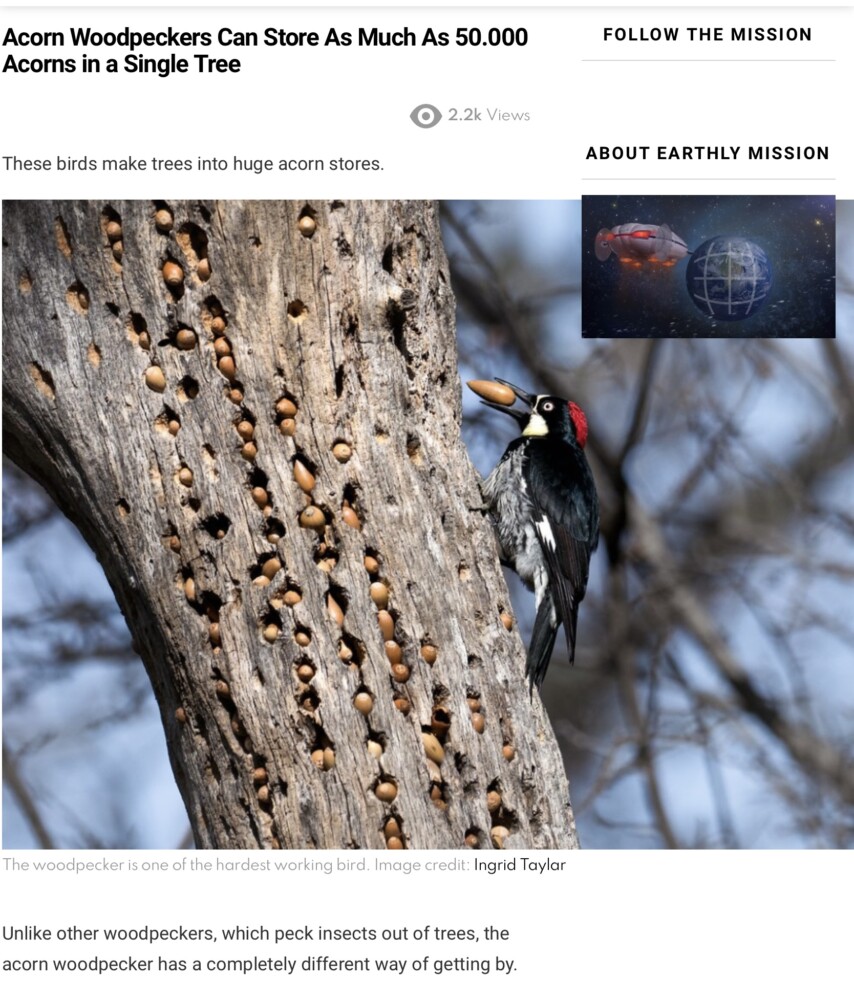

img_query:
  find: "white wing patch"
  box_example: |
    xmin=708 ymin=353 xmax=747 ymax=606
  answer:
xmin=535 ymin=516 xmax=556 ymax=551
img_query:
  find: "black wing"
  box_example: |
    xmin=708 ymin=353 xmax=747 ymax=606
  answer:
xmin=525 ymin=445 xmax=598 ymax=664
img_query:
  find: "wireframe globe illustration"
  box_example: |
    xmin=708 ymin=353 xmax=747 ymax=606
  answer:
xmin=686 ymin=237 xmax=772 ymax=321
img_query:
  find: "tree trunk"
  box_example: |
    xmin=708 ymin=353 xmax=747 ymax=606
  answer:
xmin=2 ymin=199 xmax=578 ymax=849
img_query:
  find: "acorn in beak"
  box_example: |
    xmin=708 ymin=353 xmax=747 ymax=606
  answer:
xmin=467 ymin=378 xmax=535 ymax=428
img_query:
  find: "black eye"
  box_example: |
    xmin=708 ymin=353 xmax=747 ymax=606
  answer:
xmin=542 ymin=402 xmax=554 ymax=412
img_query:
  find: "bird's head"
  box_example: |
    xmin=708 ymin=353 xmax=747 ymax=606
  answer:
xmin=475 ymin=379 xmax=589 ymax=449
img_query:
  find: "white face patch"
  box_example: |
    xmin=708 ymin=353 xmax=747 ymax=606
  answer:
xmin=522 ymin=411 xmax=549 ymax=437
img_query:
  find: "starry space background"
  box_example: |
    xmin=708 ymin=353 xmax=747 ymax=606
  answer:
xmin=582 ymin=195 xmax=835 ymax=338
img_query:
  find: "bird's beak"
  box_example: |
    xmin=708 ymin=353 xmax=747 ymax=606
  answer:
xmin=479 ymin=379 xmax=536 ymax=429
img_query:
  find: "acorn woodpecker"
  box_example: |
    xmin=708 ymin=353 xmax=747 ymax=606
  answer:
xmin=478 ymin=380 xmax=599 ymax=689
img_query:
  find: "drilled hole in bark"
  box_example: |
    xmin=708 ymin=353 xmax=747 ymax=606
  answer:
xmin=264 ymin=517 xmax=285 ymax=544
xmin=28 ymin=362 xmax=56 ymax=400
xmin=106 ymin=301 xmax=119 ymax=316
xmin=381 ymin=243 xmax=394 ymax=274
xmin=116 ymin=499 xmax=130 ymax=518
xmin=334 ymin=365 xmax=345 ymax=397
xmin=176 ymin=221 xmax=208 ymax=269
xmin=66 ymin=281 xmax=90 ymax=314
xmin=177 ymin=376 xmax=199 ymax=401
xmin=406 ymin=433 xmax=423 ymax=465
xmin=54 ymin=216 xmax=72 ymax=257
xmin=201 ymin=513 xmax=231 ymax=539
xmin=154 ymin=201 xmax=173 ymax=231
xmin=340 ymin=632 xmax=365 ymax=667
xmin=464 ymin=827 xmax=484 ymax=849
xmin=287 ymin=299 xmax=307 ymax=322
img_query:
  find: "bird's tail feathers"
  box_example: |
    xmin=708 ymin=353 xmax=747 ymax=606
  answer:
xmin=527 ymin=599 xmax=559 ymax=692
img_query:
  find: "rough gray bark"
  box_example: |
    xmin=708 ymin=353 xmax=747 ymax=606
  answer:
xmin=2 ymin=199 xmax=578 ymax=849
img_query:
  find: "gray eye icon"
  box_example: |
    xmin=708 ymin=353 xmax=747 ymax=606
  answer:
xmin=410 ymin=104 xmax=442 ymax=129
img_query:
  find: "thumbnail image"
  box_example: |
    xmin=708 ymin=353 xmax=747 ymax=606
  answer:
xmin=582 ymin=195 xmax=835 ymax=338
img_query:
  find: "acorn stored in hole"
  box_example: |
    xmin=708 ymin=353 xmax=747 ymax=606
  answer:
xmin=144 ymin=366 xmax=166 ymax=392
xmin=500 ymin=612 xmax=514 ymax=631
xmin=386 ymin=836 xmax=404 ymax=850
xmin=211 ymin=316 xmax=226 ymax=335
xmin=228 ymin=388 xmax=244 ymax=405
xmin=298 ymin=216 xmax=317 ymax=237
xmin=294 ymin=631 xmax=311 ymax=648
xmin=253 ymin=767 xmax=268 ymax=785
xmin=491 ymin=825 xmax=510 ymax=849
xmin=175 ymin=707 xmax=187 ymax=724
xmin=283 ymin=589 xmax=302 ymax=607
xmin=175 ymin=328 xmax=196 ymax=350
xmin=471 ymin=712 xmax=485 ymax=734
xmin=393 ymin=696 xmax=411 ymax=715
xmin=300 ymin=505 xmax=325 ymax=530
xmin=276 ymin=397 xmax=297 ymax=418
xmin=364 ymin=555 xmax=380 ymax=575
xmin=262 ymin=557 xmax=282 ymax=579
xmin=390 ymin=663 xmax=410 ymax=683
xmin=183 ymin=578 xmax=196 ymax=601
xmin=236 ymin=420 xmax=254 ymax=441
xmin=251 ymin=486 xmax=268 ymax=508
xmin=421 ymin=732 xmax=445 ymax=764
xmin=384 ymin=817 xmax=401 ymax=839
xmin=367 ymin=740 xmax=383 ymax=760
xmin=369 ymin=582 xmax=389 ymax=609
xmin=162 ymin=261 xmax=184 ymax=287
xmin=384 ymin=640 xmax=402 ymax=665
xmin=214 ymin=337 xmax=232 ymax=358
xmin=155 ymin=209 xmax=173 ymax=231
xmin=327 ymin=593 xmax=345 ymax=626
xmin=420 ymin=644 xmax=437 ymax=664
xmin=279 ymin=418 xmax=296 ymax=437
xmin=375 ymin=781 xmax=398 ymax=803
xmin=209 ymin=623 xmax=221 ymax=647
xmin=218 ymin=356 xmax=236 ymax=380
xmin=377 ymin=611 xmax=395 ymax=642
xmin=467 ymin=380 xmax=517 ymax=407
xmin=502 ymin=744 xmax=516 ymax=762
xmin=341 ymin=505 xmax=361 ymax=531
xmin=293 ymin=460 xmax=315 ymax=493
xmin=487 ymin=790 xmax=502 ymax=813
xmin=354 ymin=691 xmax=373 ymax=715
xmin=168 ymin=420 xmax=181 ymax=436
xmin=105 ymin=220 xmax=122 ymax=241
xmin=263 ymin=624 xmax=279 ymax=643
xmin=310 ymin=749 xmax=324 ymax=769
xmin=241 ymin=442 xmax=257 ymax=462
xmin=197 ymin=258 xmax=211 ymax=281
xmin=178 ymin=467 xmax=193 ymax=487
xmin=332 ymin=442 xmax=352 ymax=463
xmin=296 ymin=663 xmax=314 ymax=682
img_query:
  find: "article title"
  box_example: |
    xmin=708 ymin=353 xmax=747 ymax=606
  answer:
xmin=3 ymin=25 xmax=529 ymax=75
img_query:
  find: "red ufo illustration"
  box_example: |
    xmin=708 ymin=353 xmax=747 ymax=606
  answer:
xmin=594 ymin=223 xmax=690 ymax=266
